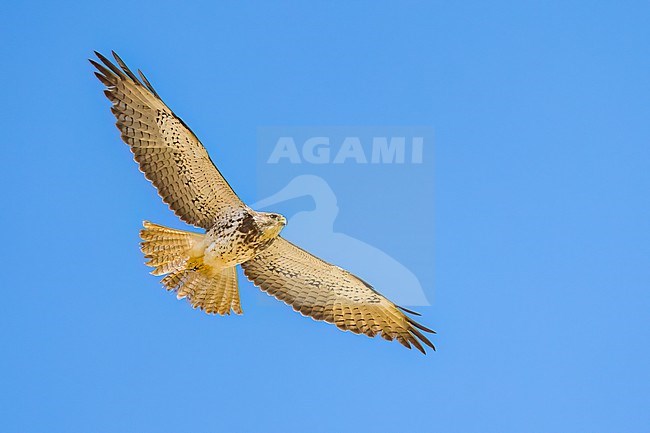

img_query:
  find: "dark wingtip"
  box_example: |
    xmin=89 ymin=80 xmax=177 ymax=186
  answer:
xmin=94 ymin=71 xmax=112 ymax=87
xmin=137 ymin=68 xmax=161 ymax=98
xmin=406 ymin=316 xmax=436 ymax=334
xmin=111 ymin=51 xmax=142 ymax=84
xmin=93 ymin=51 xmax=126 ymax=79
xmin=94 ymin=50 xmax=112 ymax=65
xmin=410 ymin=336 xmax=426 ymax=354
xmin=409 ymin=326 xmax=435 ymax=350
xmin=398 ymin=305 xmax=422 ymax=316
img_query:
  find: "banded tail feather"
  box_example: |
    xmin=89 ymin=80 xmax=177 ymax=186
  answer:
xmin=140 ymin=221 xmax=242 ymax=315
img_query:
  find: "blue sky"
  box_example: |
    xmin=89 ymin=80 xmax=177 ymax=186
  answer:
xmin=2 ymin=1 xmax=649 ymax=432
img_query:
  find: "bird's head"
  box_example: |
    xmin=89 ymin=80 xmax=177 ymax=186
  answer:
xmin=255 ymin=212 xmax=287 ymax=241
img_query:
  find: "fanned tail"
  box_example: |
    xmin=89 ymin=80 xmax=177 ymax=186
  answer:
xmin=139 ymin=221 xmax=242 ymax=315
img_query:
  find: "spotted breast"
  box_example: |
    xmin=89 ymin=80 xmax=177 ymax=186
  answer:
xmin=201 ymin=207 xmax=286 ymax=269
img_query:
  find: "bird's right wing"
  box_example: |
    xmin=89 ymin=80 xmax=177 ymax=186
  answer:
xmin=91 ymin=51 xmax=244 ymax=229
xmin=242 ymin=237 xmax=435 ymax=353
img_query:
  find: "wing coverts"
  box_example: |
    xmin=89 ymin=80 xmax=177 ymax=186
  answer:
xmin=91 ymin=51 xmax=243 ymax=229
xmin=242 ymin=237 xmax=435 ymax=353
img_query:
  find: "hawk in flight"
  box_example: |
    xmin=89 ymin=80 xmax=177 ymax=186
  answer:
xmin=91 ymin=51 xmax=435 ymax=353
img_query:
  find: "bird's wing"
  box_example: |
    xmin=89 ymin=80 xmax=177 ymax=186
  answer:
xmin=91 ymin=51 xmax=244 ymax=229
xmin=241 ymin=237 xmax=435 ymax=353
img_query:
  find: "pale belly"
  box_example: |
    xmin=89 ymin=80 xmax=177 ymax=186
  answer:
xmin=203 ymin=235 xmax=258 ymax=268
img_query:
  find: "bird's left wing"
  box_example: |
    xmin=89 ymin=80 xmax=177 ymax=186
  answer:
xmin=91 ymin=51 xmax=244 ymax=229
xmin=242 ymin=237 xmax=435 ymax=353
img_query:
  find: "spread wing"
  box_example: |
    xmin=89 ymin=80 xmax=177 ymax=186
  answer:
xmin=242 ymin=237 xmax=436 ymax=353
xmin=91 ymin=51 xmax=244 ymax=229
